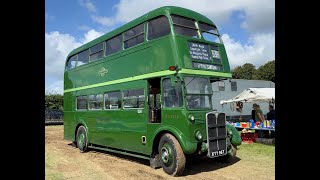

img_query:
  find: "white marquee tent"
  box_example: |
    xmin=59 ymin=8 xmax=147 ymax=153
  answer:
xmin=220 ymin=88 xmax=275 ymax=105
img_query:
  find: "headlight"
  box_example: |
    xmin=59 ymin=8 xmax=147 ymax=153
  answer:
xmin=188 ymin=114 xmax=195 ymax=122
xmin=195 ymin=130 xmax=202 ymax=141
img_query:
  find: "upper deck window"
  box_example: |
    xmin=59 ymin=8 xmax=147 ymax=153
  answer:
xmin=171 ymin=15 xmax=198 ymax=38
xmin=105 ymin=34 xmax=122 ymax=56
xmin=89 ymin=42 xmax=104 ymax=62
xmin=124 ymin=24 xmax=144 ymax=49
xmin=66 ymin=55 xmax=77 ymax=71
xmin=77 ymin=49 xmax=89 ymax=67
xmin=148 ymin=16 xmax=170 ymax=40
xmin=199 ymin=22 xmax=221 ymax=43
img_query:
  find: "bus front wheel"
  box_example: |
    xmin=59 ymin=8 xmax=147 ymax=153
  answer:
xmin=158 ymin=133 xmax=186 ymax=176
xmin=76 ymin=125 xmax=88 ymax=152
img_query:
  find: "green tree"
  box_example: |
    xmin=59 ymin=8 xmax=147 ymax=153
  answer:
xmin=232 ymin=63 xmax=256 ymax=80
xmin=254 ymin=60 xmax=275 ymax=82
xmin=45 ymin=91 xmax=63 ymax=110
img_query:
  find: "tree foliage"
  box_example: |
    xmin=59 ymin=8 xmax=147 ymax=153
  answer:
xmin=232 ymin=60 xmax=275 ymax=82
xmin=45 ymin=91 xmax=63 ymax=110
xmin=254 ymin=60 xmax=275 ymax=82
xmin=232 ymin=63 xmax=256 ymax=80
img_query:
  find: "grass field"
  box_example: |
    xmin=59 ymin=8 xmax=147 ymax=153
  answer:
xmin=46 ymin=125 xmax=275 ymax=180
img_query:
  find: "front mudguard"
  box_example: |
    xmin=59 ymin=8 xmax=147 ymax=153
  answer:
xmin=224 ymin=137 xmax=237 ymax=158
xmin=226 ymin=124 xmax=242 ymax=146
xmin=153 ymin=126 xmax=198 ymax=155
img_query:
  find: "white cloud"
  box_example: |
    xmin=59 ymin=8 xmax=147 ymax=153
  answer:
xmin=45 ymin=12 xmax=55 ymax=21
xmin=45 ymin=31 xmax=81 ymax=80
xmin=81 ymin=29 xmax=104 ymax=44
xmin=45 ymin=80 xmax=64 ymax=95
xmin=45 ymin=29 xmax=103 ymax=94
xmin=79 ymin=0 xmax=97 ymax=13
xmin=91 ymin=15 xmax=115 ymax=27
xmin=240 ymin=1 xmax=275 ymax=33
xmin=92 ymin=0 xmax=274 ymax=33
xmin=78 ymin=25 xmax=91 ymax=31
xmin=222 ymin=32 xmax=275 ymax=68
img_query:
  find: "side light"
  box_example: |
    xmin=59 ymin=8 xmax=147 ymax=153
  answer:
xmin=195 ymin=130 xmax=203 ymax=141
xmin=188 ymin=114 xmax=195 ymax=122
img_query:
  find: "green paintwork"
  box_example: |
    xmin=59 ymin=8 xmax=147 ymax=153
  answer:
xmin=226 ymin=124 xmax=242 ymax=146
xmin=64 ymin=6 xmax=237 ymax=159
xmin=64 ymin=69 xmax=231 ymax=93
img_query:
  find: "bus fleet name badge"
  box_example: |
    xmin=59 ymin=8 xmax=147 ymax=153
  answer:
xmin=99 ymin=67 xmax=108 ymax=77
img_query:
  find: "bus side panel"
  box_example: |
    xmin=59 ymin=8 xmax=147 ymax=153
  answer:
xmin=117 ymin=108 xmax=148 ymax=154
xmin=94 ymin=109 xmax=147 ymax=154
xmin=93 ymin=110 xmax=123 ymax=148
xmin=63 ymin=112 xmax=75 ymax=141
xmin=162 ymin=109 xmax=199 ymax=154
xmin=64 ymin=92 xmax=76 ymax=141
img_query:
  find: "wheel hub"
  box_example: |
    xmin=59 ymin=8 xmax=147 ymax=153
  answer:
xmin=161 ymin=143 xmax=173 ymax=166
xmin=161 ymin=148 xmax=169 ymax=163
xmin=78 ymin=133 xmax=85 ymax=148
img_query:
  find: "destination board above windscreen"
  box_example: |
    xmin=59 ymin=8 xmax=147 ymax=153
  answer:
xmin=188 ymin=42 xmax=210 ymax=61
xmin=188 ymin=42 xmax=223 ymax=71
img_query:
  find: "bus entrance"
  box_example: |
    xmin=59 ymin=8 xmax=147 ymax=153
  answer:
xmin=148 ymin=78 xmax=161 ymax=123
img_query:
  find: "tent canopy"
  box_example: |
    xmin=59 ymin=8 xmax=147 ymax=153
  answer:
xmin=220 ymin=88 xmax=275 ymax=105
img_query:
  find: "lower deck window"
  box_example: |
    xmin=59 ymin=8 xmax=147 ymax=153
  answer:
xmin=88 ymin=94 xmax=103 ymax=110
xmin=123 ymin=89 xmax=145 ymax=108
xmin=76 ymin=96 xmax=88 ymax=110
xmin=105 ymin=91 xmax=122 ymax=109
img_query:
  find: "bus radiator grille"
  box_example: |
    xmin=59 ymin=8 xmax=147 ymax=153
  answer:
xmin=206 ymin=112 xmax=227 ymax=157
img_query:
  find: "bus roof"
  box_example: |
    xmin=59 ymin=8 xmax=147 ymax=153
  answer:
xmin=67 ymin=6 xmax=215 ymax=58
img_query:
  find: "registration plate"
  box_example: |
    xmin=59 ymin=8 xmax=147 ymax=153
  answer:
xmin=210 ymin=150 xmax=225 ymax=157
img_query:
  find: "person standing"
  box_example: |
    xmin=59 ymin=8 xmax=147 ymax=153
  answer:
xmin=253 ymin=104 xmax=265 ymax=123
xmin=253 ymin=103 xmax=266 ymax=138
xmin=251 ymin=104 xmax=256 ymax=122
xmin=267 ymin=104 xmax=275 ymax=138
xmin=267 ymin=105 xmax=275 ymax=120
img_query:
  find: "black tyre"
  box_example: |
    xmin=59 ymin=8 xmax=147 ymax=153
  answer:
xmin=158 ymin=133 xmax=186 ymax=176
xmin=76 ymin=125 xmax=88 ymax=152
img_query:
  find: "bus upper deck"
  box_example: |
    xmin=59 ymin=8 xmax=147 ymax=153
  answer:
xmin=64 ymin=6 xmax=231 ymax=93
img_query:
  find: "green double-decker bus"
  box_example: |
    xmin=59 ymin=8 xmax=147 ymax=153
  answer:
xmin=64 ymin=6 xmax=241 ymax=176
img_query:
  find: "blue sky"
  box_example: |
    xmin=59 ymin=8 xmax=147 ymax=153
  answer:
xmin=45 ymin=0 xmax=275 ymax=94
